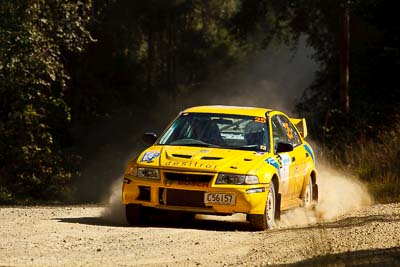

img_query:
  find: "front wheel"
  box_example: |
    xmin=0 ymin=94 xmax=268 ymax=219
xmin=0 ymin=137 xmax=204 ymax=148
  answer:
xmin=248 ymin=183 xmax=276 ymax=230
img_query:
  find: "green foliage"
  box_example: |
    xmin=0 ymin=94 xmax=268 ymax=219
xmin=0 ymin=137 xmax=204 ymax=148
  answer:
xmin=280 ymin=0 xmax=400 ymax=201
xmin=283 ymin=0 xmax=400 ymax=141
xmin=72 ymin=0 xmax=250 ymax=118
xmin=1 ymin=0 xmax=398 ymax=203
xmin=0 ymin=0 xmax=92 ymax=202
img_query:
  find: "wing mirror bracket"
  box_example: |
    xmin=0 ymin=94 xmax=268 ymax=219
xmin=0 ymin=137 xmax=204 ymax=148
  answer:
xmin=143 ymin=132 xmax=157 ymax=145
xmin=276 ymin=142 xmax=294 ymax=153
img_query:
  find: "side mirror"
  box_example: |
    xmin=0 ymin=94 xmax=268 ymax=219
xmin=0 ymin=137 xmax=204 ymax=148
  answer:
xmin=143 ymin=132 xmax=157 ymax=145
xmin=276 ymin=142 xmax=293 ymax=153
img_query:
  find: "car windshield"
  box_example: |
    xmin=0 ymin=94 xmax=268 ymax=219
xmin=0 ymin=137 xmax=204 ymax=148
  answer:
xmin=159 ymin=112 xmax=270 ymax=152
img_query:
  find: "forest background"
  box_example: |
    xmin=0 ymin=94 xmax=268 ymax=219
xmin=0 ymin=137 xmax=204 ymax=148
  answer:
xmin=0 ymin=0 xmax=398 ymax=203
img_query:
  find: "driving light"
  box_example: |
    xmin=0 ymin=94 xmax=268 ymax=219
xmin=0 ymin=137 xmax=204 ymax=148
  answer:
xmin=246 ymin=187 xmax=265 ymax=194
xmin=216 ymin=174 xmax=259 ymax=185
xmin=137 ymin=168 xmax=160 ymax=179
xmin=127 ymin=166 xmax=137 ymax=176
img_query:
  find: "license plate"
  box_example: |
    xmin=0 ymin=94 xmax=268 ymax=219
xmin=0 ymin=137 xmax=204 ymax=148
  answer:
xmin=204 ymin=193 xmax=236 ymax=205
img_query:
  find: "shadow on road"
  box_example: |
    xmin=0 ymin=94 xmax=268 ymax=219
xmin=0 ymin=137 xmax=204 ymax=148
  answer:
xmin=53 ymin=208 xmax=400 ymax=233
xmin=53 ymin=214 xmax=254 ymax=232
xmin=53 ymin=216 xmax=126 ymax=227
xmin=278 ymin=246 xmax=400 ymax=267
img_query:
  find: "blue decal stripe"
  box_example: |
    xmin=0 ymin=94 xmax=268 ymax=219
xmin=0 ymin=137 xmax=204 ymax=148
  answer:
xmin=303 ymin=144 xmax=315 ymax=162
xmin=266 ymin=157 xmax=279 ymax=172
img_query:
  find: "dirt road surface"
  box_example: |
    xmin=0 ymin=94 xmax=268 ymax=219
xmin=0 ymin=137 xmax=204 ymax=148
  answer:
xmin=0 ymin=202 xmax=399 ymax=267
xmin=1 ymin=167 xmax=400 ymax=266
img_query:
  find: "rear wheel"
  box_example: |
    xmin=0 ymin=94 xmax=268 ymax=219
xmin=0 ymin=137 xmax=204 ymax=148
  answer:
xmin=248 ymin=183 xmax=276 ymax=230
xmin=303 ymin=176 xmax=314 ymax=209
xmin=126 ymin=204 xmax=147 ymax=225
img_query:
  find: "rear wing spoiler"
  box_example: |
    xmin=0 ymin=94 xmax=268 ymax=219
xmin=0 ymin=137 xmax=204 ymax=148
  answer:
xmin=290 ymin=118 xmax=308 ymax=139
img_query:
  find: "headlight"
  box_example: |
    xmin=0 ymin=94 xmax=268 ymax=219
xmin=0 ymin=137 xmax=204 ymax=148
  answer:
xmin=216 ymin=174 xmax=259 ymax=185
xmin=137 ymin=168 xmax=160 ymax=179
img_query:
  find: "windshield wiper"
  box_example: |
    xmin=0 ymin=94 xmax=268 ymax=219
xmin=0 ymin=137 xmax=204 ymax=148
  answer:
xmin=166 ymin=138 xmax=221 ymax=148
xmin=176 ymin=143 xmax=212 ymax=147
xmin=224 ymin=145 xmax=260 ymax=151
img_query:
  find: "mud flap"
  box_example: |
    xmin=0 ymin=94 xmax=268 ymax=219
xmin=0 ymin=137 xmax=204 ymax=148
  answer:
xmin=312 ymin=183 xmax=319 ymax=203
xmin=275 ymin=193 xmax=281 ymax=221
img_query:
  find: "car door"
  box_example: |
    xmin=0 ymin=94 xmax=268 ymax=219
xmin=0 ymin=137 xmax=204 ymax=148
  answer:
xmin=278 ymin=115 xmax=306 ymax=198
xmin=271 ymin=115 xmax=294 ymax=200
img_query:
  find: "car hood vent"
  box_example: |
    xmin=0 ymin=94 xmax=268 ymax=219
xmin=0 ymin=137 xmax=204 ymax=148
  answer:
xmin=201 ymin=156 xmax=223 ymax=160
xmin=171 ymin=154 xmax=192 ymax=159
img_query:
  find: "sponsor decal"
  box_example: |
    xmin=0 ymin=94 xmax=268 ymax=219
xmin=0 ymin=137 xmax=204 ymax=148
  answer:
xmin=303 ymin=144 xmax=315 ymax=162
xmin=266 ymin=154 xmax=290 ymax=182
xmin=283 ymin=122 xmax=294 ymax=139
xmin=164 ymin=161 xmax=217 ymax=170
xmin=177 ymin=181 xmax=209 ymax=187
xmin=279 ymin=153 xmax=290 ymax=194
xmin=254 ymin=117 xmax=267 ymax=123
xmin=141 ymin=151 xmax=160 ymax=162
xmin=281 ymin=153 xmax=291 ymax=167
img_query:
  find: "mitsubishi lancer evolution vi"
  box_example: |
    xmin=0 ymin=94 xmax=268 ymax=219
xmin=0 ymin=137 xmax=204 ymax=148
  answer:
xmin=122 ymin=105 xmax=318 ymax=230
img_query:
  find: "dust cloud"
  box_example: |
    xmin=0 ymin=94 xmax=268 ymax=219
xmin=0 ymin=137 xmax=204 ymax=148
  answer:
xmin=174 ymin=36 xmax=317 ymax=114
xmin=98 ymin=37 xmax=356 ymax=228
xmin=79 ymin=36 xmax=315 ymax=203
xmin=101 ymin=177 xmax=127 ymax=225
xmin=277 ymin=163 xmax=373 ymax=228
xmin=97 ymin=46 xmax=371 ymax=229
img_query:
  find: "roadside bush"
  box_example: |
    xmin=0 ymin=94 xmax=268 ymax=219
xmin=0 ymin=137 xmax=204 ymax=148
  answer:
xmin=317 ymin=120 xmax=400 ymax=203
xmin=0 ymin=1 xmax=92 ymax=203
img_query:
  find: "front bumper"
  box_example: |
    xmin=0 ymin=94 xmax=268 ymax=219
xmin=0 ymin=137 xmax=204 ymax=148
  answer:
xmin=122 ymin=171 xmax=269 ymax=215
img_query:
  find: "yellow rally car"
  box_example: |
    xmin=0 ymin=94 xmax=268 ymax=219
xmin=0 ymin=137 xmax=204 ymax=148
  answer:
xmin=122 ymin=105 xmax=318 ymax=230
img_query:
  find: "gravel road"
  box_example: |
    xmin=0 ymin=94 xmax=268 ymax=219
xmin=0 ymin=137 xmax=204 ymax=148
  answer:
xmin=0 ymin=203 xmax=399 ymax=266
xmin=1 ymin=167 xmax=399 ymax=266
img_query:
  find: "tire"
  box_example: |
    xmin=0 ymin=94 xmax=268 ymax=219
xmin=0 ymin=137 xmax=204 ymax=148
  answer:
xmin=126 ymin=204 xmax=147 ymax=225
xmin=248 ymin=182 xmax=276 ymax=230
xmin=303 ymin=176 xmax=313 ymax=209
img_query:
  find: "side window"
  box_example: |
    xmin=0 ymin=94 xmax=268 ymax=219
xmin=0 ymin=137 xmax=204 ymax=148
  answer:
xmin=278 ymin=115 xmax=302 ymax=147
xmin=271 ymin=116 xmax=288 ymax=152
